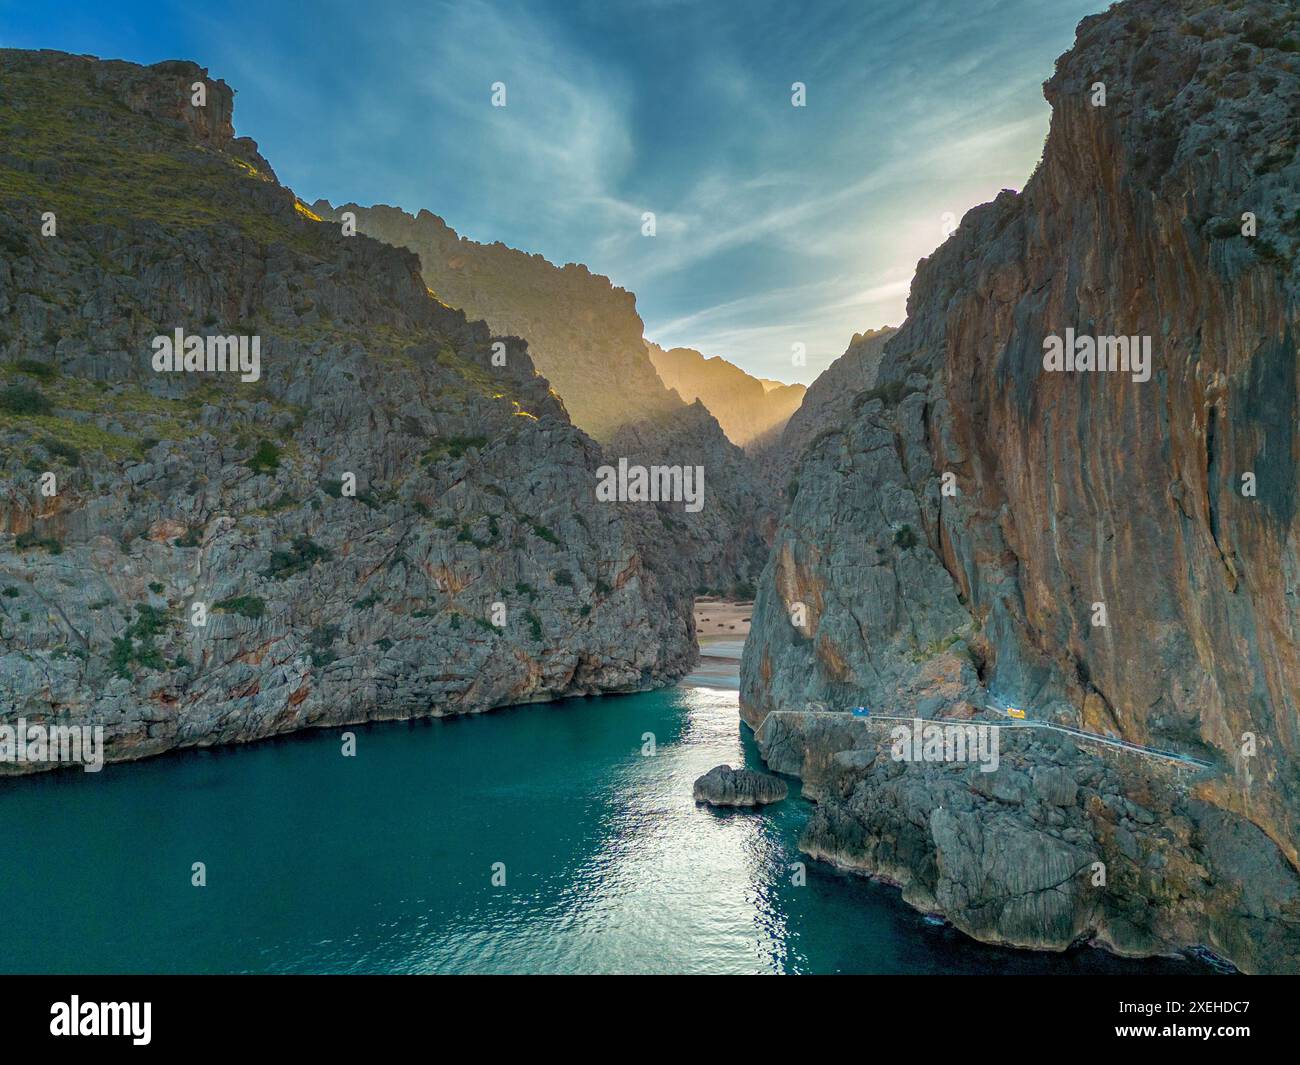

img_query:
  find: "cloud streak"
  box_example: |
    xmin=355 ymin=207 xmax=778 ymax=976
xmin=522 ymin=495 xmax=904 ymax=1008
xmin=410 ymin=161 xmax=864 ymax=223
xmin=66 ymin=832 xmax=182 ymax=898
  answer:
xmin=5 ymin=0 xmax=1107 ymax=382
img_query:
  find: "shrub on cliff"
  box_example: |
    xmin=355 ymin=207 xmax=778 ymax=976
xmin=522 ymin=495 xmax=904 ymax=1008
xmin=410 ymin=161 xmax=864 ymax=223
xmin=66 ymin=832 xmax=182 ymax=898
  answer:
xmin=13 ymin=359 xmax=58 ymax=380
xmin=214 ymin=595 xmax=266 ymax=619
xmin=0 ymin=385 xmax=53 ymax=416
xmin=15 ymin=530 xmax=63 ymax=553
xmin=38 ymin=436 xmax=81 ymax=466
xmin=264 ymin=536 xmax=332 ymax=579
xmin=246 ymin=440 xmax=281 ymax=474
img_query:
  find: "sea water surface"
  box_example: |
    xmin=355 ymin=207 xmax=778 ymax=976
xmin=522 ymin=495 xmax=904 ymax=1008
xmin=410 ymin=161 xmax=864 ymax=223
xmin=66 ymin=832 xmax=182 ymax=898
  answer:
xmin=0 ymin=670 xmax=1209 ymax=973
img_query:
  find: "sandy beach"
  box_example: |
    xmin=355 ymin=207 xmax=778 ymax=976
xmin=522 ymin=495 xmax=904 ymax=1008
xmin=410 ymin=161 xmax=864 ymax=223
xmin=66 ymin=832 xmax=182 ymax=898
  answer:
xmin=693 ymin=597 xmax=753 ymax=638
xmin=683 ymin=598 xmax=751 ymax=689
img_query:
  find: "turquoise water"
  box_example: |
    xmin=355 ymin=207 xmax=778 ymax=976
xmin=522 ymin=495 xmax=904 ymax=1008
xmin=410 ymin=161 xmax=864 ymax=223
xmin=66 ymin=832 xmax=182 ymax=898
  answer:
xmin=0 ymin=684 xmax=1208 ymax=974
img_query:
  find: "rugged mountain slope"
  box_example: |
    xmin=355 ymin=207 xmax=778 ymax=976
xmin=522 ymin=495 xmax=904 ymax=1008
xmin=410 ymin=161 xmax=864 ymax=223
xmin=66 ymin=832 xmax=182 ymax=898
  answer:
xmin=755 ymin=326 xmax=896 ymax=499
xmin=306 ymin=205 xmax=662 ymax=441
xmin=0 ymin=50 xmax=695 ymax=769
xmin=645 ymin=341 xmax=805 ymax=450
xmin=312 ymin=202 xmax=770 ymax=592
xmin=741 ymin=0 xmax=1300 ymax=972
xmin=773 ymin=327 xmax=896 ymax=462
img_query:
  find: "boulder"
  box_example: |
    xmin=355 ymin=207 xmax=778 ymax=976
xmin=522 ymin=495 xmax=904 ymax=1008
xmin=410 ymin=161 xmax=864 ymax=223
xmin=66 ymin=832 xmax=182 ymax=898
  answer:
xmin=692 ymin=764 xmax=787 ymax=806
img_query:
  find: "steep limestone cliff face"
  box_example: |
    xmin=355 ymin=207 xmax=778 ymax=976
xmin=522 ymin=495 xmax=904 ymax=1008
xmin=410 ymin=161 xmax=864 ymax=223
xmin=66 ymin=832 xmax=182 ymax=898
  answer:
xmin=754 ymin=326 xmax=897 ymax=502
xmin=312 ymin=202 xmax=770 ymax=592
xmin=601 ymin=398 xmax=770 ymax=592
xmin=741 ymin=0 xmax=1300 ymax=972
xmin=772 ymin=327 xmax=897 ymax=464
xmin=759 ymin=711 xmax=1299 ymax=969
xmin=0 ymin=50 xmax=695 ymax=769
xmin=645 ymin=341 xmax=805 ymax=450
xmin=306 ymin=205 xmax=660 ymax=441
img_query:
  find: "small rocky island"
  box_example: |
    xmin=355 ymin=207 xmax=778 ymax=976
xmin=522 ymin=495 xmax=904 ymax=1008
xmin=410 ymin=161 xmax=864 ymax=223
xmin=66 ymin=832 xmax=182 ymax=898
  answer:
xmin=692 ymin=765 xmax=787 ymax=807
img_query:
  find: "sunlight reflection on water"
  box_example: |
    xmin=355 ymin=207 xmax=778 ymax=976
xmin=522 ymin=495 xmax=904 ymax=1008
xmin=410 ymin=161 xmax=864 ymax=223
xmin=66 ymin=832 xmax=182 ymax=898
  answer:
xmin=0 ymin=684 xmax=1212 ymax=975
xmin=415 ymin=688 xmax=788 ymax=974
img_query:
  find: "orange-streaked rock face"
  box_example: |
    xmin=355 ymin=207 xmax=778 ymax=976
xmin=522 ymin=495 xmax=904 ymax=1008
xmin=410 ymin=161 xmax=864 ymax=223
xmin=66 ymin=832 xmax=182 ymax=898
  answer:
xmin=743 ymin=0 xmax=1300 ymax=972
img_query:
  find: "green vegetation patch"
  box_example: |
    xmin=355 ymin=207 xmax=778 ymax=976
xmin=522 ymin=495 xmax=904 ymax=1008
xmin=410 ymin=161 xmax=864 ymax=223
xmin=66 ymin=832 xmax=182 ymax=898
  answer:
xmin=0 ymin=385 xmax=52 ymax=416
xmin=321 ymin=477 xmax=381 ymax=508
xmin=14 ymin=529 xmax=62 ymax=553
xmin=529 ymin=521 xmax=560 ymax=545
xmin=213 ymin=595 xmax=266 ymax=619
xmin=37 ymin=435 xmax=81 ymax=466
xmin=109 ymin=602 xmax=173 ymax=678
xmin=526 ymin=610 xmax=544 ymax=641
xmin=0 ymin=62 xmax=326 ymax=252
xmin=307 ymin=624 xmax=340 ymax=666
xmin=0 ymin=368 xmax=192 ymax=460
xmin=12 ymin=359 xmax=58 ymax=380
xmin=246 ymin=440 xmax=281 ymax=474
xmin=264 ymin=535 xmax=332 ymax=579
xmin=422 ymin=435 xmax=490 ymax=466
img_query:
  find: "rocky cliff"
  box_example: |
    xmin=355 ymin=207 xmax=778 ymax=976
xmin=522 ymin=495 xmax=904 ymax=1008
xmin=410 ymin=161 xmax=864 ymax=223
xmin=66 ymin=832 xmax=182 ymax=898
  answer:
xmin=0 ymin=49 xmax=696 ymax=769
xmin=312 ymin=202 xmax=770 ymax=592
xmin=645 ymin=341 xmax=805 ymax=450
xmin=755 ymin=326 xmax=896 ymax=501
xmin=772 ymin=327 xmax=896 ymax=463
xmin=741 ymin=0 xmax=1300 ymax=973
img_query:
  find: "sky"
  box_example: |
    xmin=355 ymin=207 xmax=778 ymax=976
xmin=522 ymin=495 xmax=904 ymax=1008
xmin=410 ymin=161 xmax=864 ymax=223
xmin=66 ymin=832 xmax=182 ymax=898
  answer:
xmin=1 ymin=0 xmax=1104 ymax=384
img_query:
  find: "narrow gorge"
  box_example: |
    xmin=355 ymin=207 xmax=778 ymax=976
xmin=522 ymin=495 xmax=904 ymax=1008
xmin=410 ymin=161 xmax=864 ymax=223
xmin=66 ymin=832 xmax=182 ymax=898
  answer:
xmin=310 ymin=201 xmax=773 ymax=595
xmin=1 ymin=0 xmax=1298 ymax=980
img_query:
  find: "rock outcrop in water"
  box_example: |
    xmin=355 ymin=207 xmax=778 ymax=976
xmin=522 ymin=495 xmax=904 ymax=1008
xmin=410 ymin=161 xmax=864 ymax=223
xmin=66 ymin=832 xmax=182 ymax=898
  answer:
xmin=693 ymin=764 xmax=787 ymax=806
xmin=758 ymin=711 xmax=1298 ymax=969
xmin=741 ymin=0 xmax=1300 ymax=973
xmin=645 ymin=341 xmax=805 ymax=450
xmin=312 ymin=202 xmax=770 ymax=593
xmin=0 ymin=50 xmax=696 ymax=769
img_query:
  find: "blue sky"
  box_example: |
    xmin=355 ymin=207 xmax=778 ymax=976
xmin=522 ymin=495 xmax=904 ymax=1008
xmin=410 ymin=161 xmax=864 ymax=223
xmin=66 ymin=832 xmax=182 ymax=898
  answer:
xmin=2 ymin=0 xmax=1102 ymax=383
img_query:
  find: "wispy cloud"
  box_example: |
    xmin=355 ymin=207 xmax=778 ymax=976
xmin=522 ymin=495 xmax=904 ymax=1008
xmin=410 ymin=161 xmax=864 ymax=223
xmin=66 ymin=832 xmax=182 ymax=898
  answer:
xmin=646 ymin=270 xmax=913 ymax=380
xmin=12 ymin=0 xmax=1107 ymax=383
